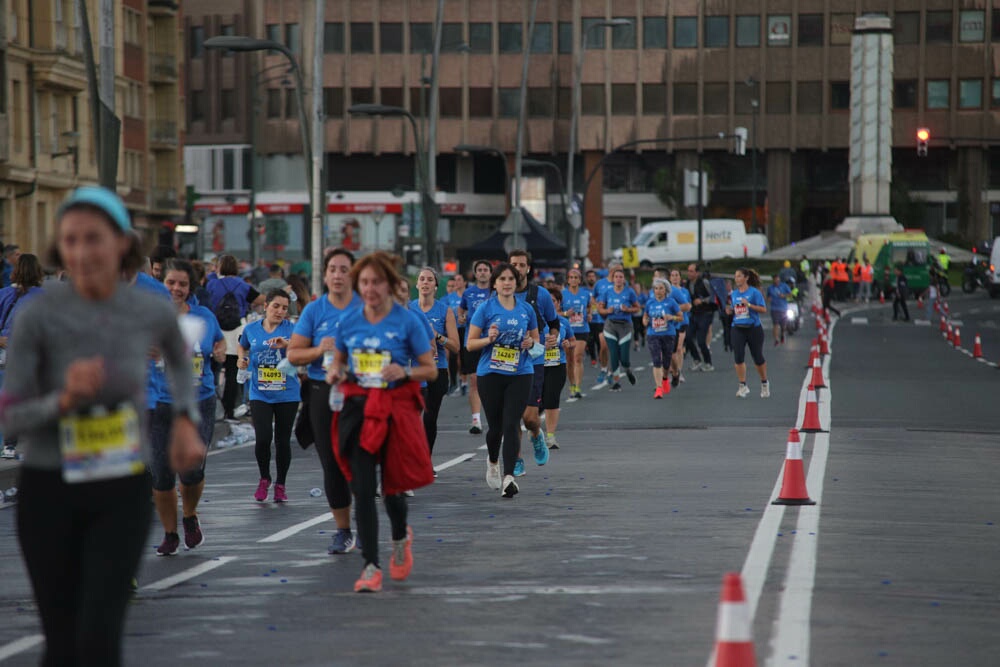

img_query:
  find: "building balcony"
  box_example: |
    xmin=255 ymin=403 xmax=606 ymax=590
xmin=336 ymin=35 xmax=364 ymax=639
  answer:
xmin=152 ymin=187 xmax=180 ymax=211
xmin=148 ymin=0 xmax=178 ymax=17
xmin=150 ymin=120 xmax=179 ymax=150
xmin=150 ymin=52 xmax=177 ymax=83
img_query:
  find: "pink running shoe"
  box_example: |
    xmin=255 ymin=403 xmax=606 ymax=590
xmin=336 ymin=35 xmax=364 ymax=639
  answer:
xmin=273 ymin=484 xmax=287 ymax=503
xmin=254 ymin=478 xmax=270 ymax=502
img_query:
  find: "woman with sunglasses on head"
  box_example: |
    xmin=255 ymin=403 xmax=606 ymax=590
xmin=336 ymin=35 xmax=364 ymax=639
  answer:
xmin=239 ymin=289 xmax=301 ymax=503
xmin=327 ymin=252 xmax=437 ymax=593
xmin=411 ymin=267 xmax=459 ymax=455
xmin=0 ymin=187 xmax=205 ymax=666
xmin=465 ymin=263 xmax=540 ymax=499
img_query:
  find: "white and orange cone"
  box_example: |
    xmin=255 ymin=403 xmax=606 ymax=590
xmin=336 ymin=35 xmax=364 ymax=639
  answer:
xmin=973 ymin=334 xmax=983 ymax=359
xmin=772 ymin=428 xmax=816 ymax=506
xmin=953 ymin=327 xmax=961 ymax=348
xmin=809 ymin=356 xmax=826 ymax=389
xmin=713 ymin=572 xmax=757 ymax=667
xmin=800 ymin=384 xmax=826 ymax=433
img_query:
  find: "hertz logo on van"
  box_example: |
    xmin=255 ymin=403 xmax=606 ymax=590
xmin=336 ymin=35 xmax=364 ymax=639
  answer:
xmin=705 ymin=231 xmax=732 ymax=242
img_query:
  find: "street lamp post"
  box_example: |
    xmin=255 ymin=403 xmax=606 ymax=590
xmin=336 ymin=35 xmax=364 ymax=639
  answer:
xmin=349 ymin=104 xmax=433 ymax=268
xmin=745 ymin=77 xmax=760 ymax=232
xmin=522 ymin=158 xmax=571 ymax=271
xmin=203 ymin=35 xmax=319 ymax=294
xmin=567 ymin=19 xmax=633 ymax=258
xmin=453 ymin=144 xmax=510 ymax=214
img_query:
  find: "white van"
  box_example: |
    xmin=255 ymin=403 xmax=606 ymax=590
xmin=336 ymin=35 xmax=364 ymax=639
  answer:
xmin=986 ymin=237 xmax=1000 ymax=297
xmin=613 ymin=219 xmax=755 ymax=266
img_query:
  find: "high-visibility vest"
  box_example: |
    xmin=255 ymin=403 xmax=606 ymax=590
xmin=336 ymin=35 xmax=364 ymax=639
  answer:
xmin=938 ymin=253 xmax=950 ymax=270
xmin=852 ymin=264 xmax=861 ymax=280
xmin=860 ymin=264 xmax=874 ymax=282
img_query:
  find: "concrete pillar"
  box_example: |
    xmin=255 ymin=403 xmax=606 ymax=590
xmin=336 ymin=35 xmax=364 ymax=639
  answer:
xmin=958 ymin=147 xmax=989 ymax=242
xmin=767 ymin=150 xmax=792 ymax=248
xmin=582 ymin=150 xmax=603 ymax=265
xmin=849 ymin=15 xmax=893 ymax=216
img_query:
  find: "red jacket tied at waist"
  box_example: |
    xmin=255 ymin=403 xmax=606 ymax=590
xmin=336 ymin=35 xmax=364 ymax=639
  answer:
xmin=331 ymin=381 xmax=435 ymax=496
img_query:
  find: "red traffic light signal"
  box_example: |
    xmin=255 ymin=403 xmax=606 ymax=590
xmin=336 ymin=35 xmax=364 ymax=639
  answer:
xmin=916 ymin=127 xmax=929 ymax=156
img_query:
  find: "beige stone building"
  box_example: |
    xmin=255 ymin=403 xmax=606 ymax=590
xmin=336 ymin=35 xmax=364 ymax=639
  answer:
xmin=185 ymin=1 xmax=1000 ymax=266
xmin=0 ymin=0 xmax=185 ymax=256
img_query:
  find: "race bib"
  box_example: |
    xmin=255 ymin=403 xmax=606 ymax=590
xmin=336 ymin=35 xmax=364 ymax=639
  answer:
xmin=257 ymin=365 xmax=286 ymax=391
xmin=192 ymin=355 xmax=205 ymax=386
xmin=590 ymin=302 xmax=599 ymax=314
xmin=569 ymin=312 xmax=585 ymax=327
xmin=59 ymin=404 xmax=144 ymax=483
xmin=652 ymin=316 xmax=669 ymax=333
xmin=734 ymin=302 xmax=750 ymax=320
xmin=489 ymin=345 xmax=520 ymax=373
xmin=351 ymin=349 xmax=391 ymax=388
xmin=543 ymin=346 xmax=561 ymax=367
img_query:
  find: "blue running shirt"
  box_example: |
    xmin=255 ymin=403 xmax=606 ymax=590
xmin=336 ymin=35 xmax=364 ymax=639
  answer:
xmin=469 ymin=296 xmax=538 ymax=376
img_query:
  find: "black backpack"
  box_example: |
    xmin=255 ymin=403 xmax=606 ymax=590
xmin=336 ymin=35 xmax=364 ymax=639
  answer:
xmin=214 ymin=283 xmax=242 ymax=330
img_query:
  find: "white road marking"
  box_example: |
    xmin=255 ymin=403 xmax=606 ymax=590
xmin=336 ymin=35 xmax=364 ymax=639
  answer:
xmin=0 ymin=635 xmax=44 ymax=662
xmin=913 ymin=319 xmax=931 ymax=326
xmin=143 ymin=556 xmax=238 ymax=591
xmin=850 ymin=317 xmax=868 ymax=325
xmin=434 ymin=452 xmax=476 ymax=472
xmin=257 ymin=514 xmax=331 ymax=543
xmin=409 ymin=584 xmax=690 ymax=596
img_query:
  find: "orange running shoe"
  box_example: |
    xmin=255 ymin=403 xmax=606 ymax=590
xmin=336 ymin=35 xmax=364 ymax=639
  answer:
xmin=389 ymin=526 xmax=414 ymax=581
xmin=661 ymin=379 xmax=672 ymax=395
xmin=653 ymin=386 xmax=664 ymax=399
xmin=354 ymin=564 xmax=383 ymax=593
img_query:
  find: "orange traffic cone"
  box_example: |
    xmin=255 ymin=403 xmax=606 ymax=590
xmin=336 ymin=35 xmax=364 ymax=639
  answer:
xmin=713 ymin=572 xmax=757 ymax=667
xmin=953 ymin=328 xmax=961 ymax=348
xmin=810 ymin=356 xmax=826 ymax=388
xmin=804 ymin=346 xmax=818 ymax=369
xmin=800 ymin=385 xmax=826 ymax=433
xmin=917 ymin=296 xmax=924 ymax=309
xmin=879 ymin=291 xmax=885 ymax=304
xmin=824 ymin=310 xmax=830 ymax=324
xmin=933 ymin=300 xmax=940 ymax=313
xmin=772 ymin=429 xmax=816 ymax=506
xmin=943 ymin=302 xmax=950 ymax=315
xmin=946 ymin=324 xmax=953 ymax=344
xmin=939 ymin=316 xmax=947 ymax=333
xmin=973 ymin=334 xmax=983 ymax=359
xmin=818 ymin=335 xmax=829 ymax=356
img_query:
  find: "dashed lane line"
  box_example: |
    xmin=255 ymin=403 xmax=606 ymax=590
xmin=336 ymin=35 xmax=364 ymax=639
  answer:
xmin=142 ymin=556 xmax=239 ymax=591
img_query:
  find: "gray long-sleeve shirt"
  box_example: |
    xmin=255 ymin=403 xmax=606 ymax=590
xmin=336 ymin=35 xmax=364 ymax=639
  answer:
xmin=0 ymin=282 xmax=196 ymax=471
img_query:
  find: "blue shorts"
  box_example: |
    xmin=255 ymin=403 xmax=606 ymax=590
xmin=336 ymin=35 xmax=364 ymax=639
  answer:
xmin=527 ymin=364 xmax=545 ymax=408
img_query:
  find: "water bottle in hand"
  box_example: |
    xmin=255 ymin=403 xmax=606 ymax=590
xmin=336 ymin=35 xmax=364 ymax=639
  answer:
xmin=236 ymin=368 xmax=251 ymax=384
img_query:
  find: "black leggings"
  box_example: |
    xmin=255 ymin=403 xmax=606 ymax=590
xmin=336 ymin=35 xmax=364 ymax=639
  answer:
xmin=221 ymin=353 xmax=240 ymax=418
xmin=422 ymin=371 xmax=449 ymax=454
xmin=732 ymin=325 xmax=766 ymax=366
xmin=18 ymin=469 xmax=152 ymax=667
xmin=478 ymin=373 xmax=533 ymax=477
xmin=689 ymin=311 xmax=714 ymax=365
xmin=250 ymin=400 xmax=299 ymax=485
xmin=308 ymin=380 xmax=352 ymax=510
xmin=339 ymin=396 xmax=407 ymax=568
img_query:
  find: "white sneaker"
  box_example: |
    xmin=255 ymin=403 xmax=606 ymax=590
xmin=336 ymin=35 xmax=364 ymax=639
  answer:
xmin=403 ymin=489 xmax=415 ymax=497
xmin=679 ymin=373 xmax=687 ymax=384
xmin=486 ymin=460 xmax=502 ymax=490
xmin=736 ymin=384 xmax=750 ymax=398
xmin=0 ymin=446 xmax=15 ymax=459
xmin=501 ymin=475 xmax=519 ymax=498
xmin=690 ymin=361 xmax=702 ymax=371
xmin=760 ymin=383 xmax=770 ymax=398
xmin=234 ymin=403 xmax=249 ymax=418
xmin=701 ymin=363 xmax=715 ymax=372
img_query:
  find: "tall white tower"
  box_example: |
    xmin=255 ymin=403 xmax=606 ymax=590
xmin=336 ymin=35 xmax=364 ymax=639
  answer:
xmin=849 ymin=14 xmax=893 ymax=216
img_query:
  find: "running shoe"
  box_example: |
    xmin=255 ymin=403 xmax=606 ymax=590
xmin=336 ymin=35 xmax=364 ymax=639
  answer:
xmin=273 ymin=484 xmax=287 ymax=503
xmin=389 ymin=527 xmax=414 ymax=581
xmin=654 ymin=387 xmax=664 ymax=399
xmin=469 ymin=417 xmax=483 ymax=435
xmin=254 ymin=478 xmax=271 ymax=502
xmin=590 ymin=359 xmax=597 ymax=367
xmin=182 ymin=515 xmax=204 ymax=549
xmin=679 ymin=373 xmax=687 ymax=384
xmin=461 ymin=382 xmax=468 ymax=396
xmin=234 ymin=403 xmax=250 ymax=419
xmin=661 ymin=379 xmax=672 ymax=395
xmin=486 ymin=459 xmax=502 ymax=489
xmin=572 ymin=390 xmax=585 ymax=399
xmin=354 ymin=564 xmax=383 ymax=593
xmin=690 ymin=360 xmax=702 ymax=371
xmin=701 ymin=363 xmax=715 ymax=372
xmin=501 ymin=475 xmax=519 ymax=498
xmin=670 ymin=374 xmax=680 ymax=388
xmin=531 ymin=432 xmax=549 ymax=465
xmin=0 ymin=446 xmax=15 ymax=459
xmin=760 ymin=382 xmax=771 ymax=398
xmin=736 ymin=384 xmax=751 ymax=398
xmin=596 ymin=370 xmax=607 ymax=385
xmin=329 ymin=528 xmax=358 ymax=554
xmin=156 ymin=532 xmax=180 ymax=556
xmin=513 ymin=458 xmax=526 ymax=477
xmin=547 ymin=433 xmax=559 ymax=450
xmin=625 ymin=369 xmax=636 ymax=385
xmin=403 ymin=489 xmax=415 ymax=497
xmin=610 ymin=382 xmax=622 ymax=392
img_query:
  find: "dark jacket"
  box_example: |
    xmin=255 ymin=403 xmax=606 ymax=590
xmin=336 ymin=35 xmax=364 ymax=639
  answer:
xmin=689 ymin=276 xmax=717 ymax=314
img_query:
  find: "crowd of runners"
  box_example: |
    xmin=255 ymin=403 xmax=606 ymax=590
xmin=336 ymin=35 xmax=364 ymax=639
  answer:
xmin=0 ymin=186 xmax=811 ymax=664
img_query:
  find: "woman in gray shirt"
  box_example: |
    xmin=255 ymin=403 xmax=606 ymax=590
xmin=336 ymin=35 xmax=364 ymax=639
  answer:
xmin=0 ymin=186 xmax=205 ymax=667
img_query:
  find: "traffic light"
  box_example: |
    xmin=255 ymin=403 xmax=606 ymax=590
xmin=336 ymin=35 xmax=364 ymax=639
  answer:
xmin=916 ymin=127 xmax=929 ymax=156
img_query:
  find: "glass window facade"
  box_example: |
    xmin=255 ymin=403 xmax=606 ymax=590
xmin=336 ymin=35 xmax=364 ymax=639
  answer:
xmin=612 ymin=18 xmax=636 ymax=49
xmin=351 ymin=23 xmax=374 ymax=53
xmin=469 ymin=88 xmax=493 ymax=117
xmin=644 ymin=17 xmax=667 ymax=48
xmin=673 ymin=83 xmax=697 ymax=114
xmin=324 ymin=23 xmax=344 ymax=53
xmin=830 ymin=81 xmax=850 ymax=110
xmin=798 ymin=14 xmax=823 ymax=46
xmin=959 ymin=11 xmax=985 ymax=42
xmin=581 ymin=84 xmax=605 ymax=115
xmin=735 ymin=15 xmax=759 ymax=47
xmin=894 ymin=80 xmax=918 ymax=109
xmin=703 ymin=83 xmax=728 ymax=114
xmin=498 ymin=88 xmax=520 ymax=117
xmin=581 ymin=18 xmax=608 ymax=49
xmin=797 ymin=82 xmax=822 ymax=114
xmin=442 ymin=23 xmax=464 ymax=51
xmin=926 ymin=11 xmax=952 ymax=44
xmin=959 ymin=79 xmax=982 ymax=109
xmin=411 ymin=23 xmax=433 ymax=53
xmin=705 ymin=17 xmax=729 ymax=48
xmin=611 ymin=83 xmax=636 ymax=115
xmin=527 ymin=87 xmax=553 ymax=116
xmin=926 ymin=80 xmax=949 ymax=109
xmin=499 ymin=23 xmax=522 ymax=53
xmin=894 ymin=12 xmax=919 ymax=45
xmin=380 ymin=23 xmax=402 ymax=53
xmin=469 ymin=23 xmax=492 ymax=53
xmin=531 ymin=23 xmax=553 ymax=53
xmin=643 ymin=83 xmax=666 ymax=114
xmin=674 ymin=17 xmax=697 ymax=48
xmin=558 ymin=22 xmax=573 ymax=53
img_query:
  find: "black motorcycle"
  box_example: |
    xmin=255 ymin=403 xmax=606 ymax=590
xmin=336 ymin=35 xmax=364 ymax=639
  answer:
xmin=962 ymin=261 xmax=989 ymax=294
xmin=929 ymin=264 xmax=952 ymax=297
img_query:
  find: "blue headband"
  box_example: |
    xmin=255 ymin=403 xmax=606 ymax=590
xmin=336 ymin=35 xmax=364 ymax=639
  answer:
xmin=58 ymin=186 xmax=131 ymax=232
